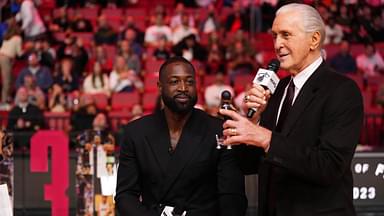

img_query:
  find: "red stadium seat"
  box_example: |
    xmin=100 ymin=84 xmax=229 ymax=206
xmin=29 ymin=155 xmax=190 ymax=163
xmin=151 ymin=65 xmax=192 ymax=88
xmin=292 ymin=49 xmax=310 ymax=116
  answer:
xmin=324 ymin=44 xmax=339 ymax=60
xmin=145 ymin=59 xmax=165 ymax=74
xmin=125 ymin=8 xmax=147 ymax=17
xmin=350 ymin=44 xmax=365 ymax=58
xmin=254 ymin=33 xmax=274 ymax=51
xmin=101 ymin=8 xmax=123 ymax=19
xmin=109 ymin=110 xmax=131 ymax=131
xmin=111 ymin=92 xmax=140 ymax=111
xmin=142 ymin=92 xmax=159 ymax=112
xmin=87 ymin=93 xmax=109 ymax=110
xmin=345 ymin=73 xmax=364 ymax=90
xmin=44 ymin=112 xmax=71 ymax=132
xmin=233 ymin=74 xmax=254 ymax=94
xmin=144 ymin=73 xmax=159 ymax=93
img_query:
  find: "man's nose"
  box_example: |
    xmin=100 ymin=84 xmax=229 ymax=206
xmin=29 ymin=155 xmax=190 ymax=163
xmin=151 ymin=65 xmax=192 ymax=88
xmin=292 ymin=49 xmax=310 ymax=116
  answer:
xmin=274 ymin=36 xmax=283 ymax=51
xmin=178 ymin=81 xmax=188 ymax=91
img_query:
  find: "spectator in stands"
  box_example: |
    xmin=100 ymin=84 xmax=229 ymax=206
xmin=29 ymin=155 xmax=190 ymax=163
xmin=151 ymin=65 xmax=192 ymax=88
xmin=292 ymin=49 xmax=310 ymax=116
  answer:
xmin=94 ymin=14 xmax=117 ymax=45
xmin=16 ymin=52 xmax=53 ymax=93
xmin=92 ymin=112 xmax=112 ymax=138
xmin=356 ymin=42 xmax=384 ymax=77
xmin=368 ymin=15 xmax=384 ymax=42
xmin=15 ymin=0 xmax=46 ymax=40
xmin=242 ymin=0 xmax=263 ymax=33
xmin=119 ymin=40 xmax=141 ymax=76
xmin=206 ymin=42 xmax=225 ymax=74
xmin=57 ymin=33 xmax=76 ymax=60
xmin=119 ymin=16 xmax=145 ymax=45
xmin=19 ymin=74 xmax=45 ymax=110
xmin=329 ymin=40 xmax=357 ymax=74
xmin=344 ymin=22 xmax=367 ymax=44
xmin=358 ymin=4 xmax=373 ymax=37
xmin=70 ymin=11 xmax=93 ymax=33
xmin=0 ymin=20 xmax=23 ymax=105
xmin=225 ymin=1 xmax=249 ymax=33
xmin=153 ymin=36 xmax=171 ymax=60
xmin=226 ymin=30 xmax=254 ymax=60
xmin=199 ymin=3 xmax=220 ymax=34
xmin=83 ymin=61 xmax=110 ymax=96
xmin=144 ymin=13 xmax=172 ymax=47
xmin=92 ymin=45 xmax=110 ymax=70
xmin=57 ymin=35 xmax=88 ymax=76
xmin=34 ymin=38 xmax=55 ymax=69
xmin=54 ymin=58 xmax=79 ymax=93
xmin=70 ymin=94 xmax=98 ymax=132
xmin=109 ymin=55 xmax=141 ymax=93
xmin=204 ymin=73 xmax=234 ymax=116
xmin=335 ymin=5 xmax=352 ymax=35
xmin=120 ymin=28 xmax=143 ymax=58
xmin=172 ymin=13 xmax=199 ymax=45
xmin=7 ymin=87 xmax=45 ymax=132
xmin=170 ymin=3 xmax=195 ymax=30
xmin=48 ymin=83 xmax=67 ymax=112
xmin=51 ymin=7 xmax=71 ymax=32
xmin=227 ymin=41 xmax=257 ymax=85
xmin=172 ymin=34 xmax=207 ymax=62
xmin=324 ymin=18 xmax=343 ymax=45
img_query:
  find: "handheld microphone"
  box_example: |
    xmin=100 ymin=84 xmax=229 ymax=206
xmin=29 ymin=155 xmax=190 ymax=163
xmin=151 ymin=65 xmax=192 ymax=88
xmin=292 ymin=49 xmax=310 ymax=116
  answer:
xmin=246 ymin=59 xmax=280 ymax=118
xmin=220 ymin=90 xmax=233 ymax=121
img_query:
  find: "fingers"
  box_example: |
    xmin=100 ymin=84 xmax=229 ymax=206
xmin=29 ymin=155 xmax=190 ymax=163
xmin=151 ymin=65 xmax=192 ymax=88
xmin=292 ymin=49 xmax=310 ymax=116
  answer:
xmin=219 ymin=109 xmax=241 ymax=121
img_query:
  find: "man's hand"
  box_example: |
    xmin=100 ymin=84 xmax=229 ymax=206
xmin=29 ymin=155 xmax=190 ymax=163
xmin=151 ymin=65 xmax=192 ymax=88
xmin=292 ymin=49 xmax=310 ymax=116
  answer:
xmin=219 ymin=109 xmax=272 ymax=152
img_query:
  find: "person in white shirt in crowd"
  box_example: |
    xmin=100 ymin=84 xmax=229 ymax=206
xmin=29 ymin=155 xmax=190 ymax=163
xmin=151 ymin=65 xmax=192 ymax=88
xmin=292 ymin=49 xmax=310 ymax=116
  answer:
xmin=199 ymin=3 xmax=221 ymax=34
xmin=15 ymin=0 xmax=46 ymax=40
xmin=83 ymin=62 xmax=110 ymax=96
xmin=144 ymin=13 xmax=172 ymax=47
xmin=324 ymin=18 xmax=344 ymax=45
xmin=170 ymin=3 xmax=195 ymax=30
xmin=0 ymin=20 xmax=23 ymax=105
xmin=204 ymin=73 xmax=234 ymax=116
xmin=109 ymin=56 xmax=142 ymax=93
xmin=356 ymin=42 xmax=384 ymax=77
xmin=172 ymin=13 xmax=199 ymax=45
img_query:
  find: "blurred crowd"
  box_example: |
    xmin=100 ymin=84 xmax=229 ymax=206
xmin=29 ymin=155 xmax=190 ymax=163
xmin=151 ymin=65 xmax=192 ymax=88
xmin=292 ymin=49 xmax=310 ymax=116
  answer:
xmin=0 ymin=0 xmax=382 ymax=147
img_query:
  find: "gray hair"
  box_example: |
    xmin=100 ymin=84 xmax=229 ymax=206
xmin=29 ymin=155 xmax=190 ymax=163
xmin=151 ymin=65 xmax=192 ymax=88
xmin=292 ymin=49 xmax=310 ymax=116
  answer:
xmin=276 ymin=3 xmax=326 ymax=46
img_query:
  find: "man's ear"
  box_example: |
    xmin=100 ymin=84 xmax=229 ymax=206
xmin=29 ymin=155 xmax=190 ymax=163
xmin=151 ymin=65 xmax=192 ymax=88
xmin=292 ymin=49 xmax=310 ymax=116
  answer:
xmin=310 ymin=31 xmax=321 ymax=51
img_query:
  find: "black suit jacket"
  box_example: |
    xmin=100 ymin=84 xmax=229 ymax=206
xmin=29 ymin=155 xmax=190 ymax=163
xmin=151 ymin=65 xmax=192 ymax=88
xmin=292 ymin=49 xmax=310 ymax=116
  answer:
xmin=237 ymin=62 xmax=364 ymax=216
xmin=116 ymin=108 xmax=247 ymax=216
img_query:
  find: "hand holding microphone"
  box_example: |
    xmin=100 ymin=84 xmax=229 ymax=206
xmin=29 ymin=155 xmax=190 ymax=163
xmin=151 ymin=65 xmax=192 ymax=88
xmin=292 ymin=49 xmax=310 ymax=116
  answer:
xmin=246 ymin=59 xmax=280 ymax=119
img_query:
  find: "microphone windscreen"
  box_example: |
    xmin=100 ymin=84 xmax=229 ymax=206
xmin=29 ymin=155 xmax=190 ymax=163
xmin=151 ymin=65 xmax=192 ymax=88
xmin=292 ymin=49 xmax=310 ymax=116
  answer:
xmin=267 ymin=59 xmax=280 ymax=72
xmin=221 ymin=90 xmax=232 ymax=101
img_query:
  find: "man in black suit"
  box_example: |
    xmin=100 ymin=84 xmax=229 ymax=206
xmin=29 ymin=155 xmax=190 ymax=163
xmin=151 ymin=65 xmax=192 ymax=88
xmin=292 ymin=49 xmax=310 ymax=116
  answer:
xmin=219 ymin=3 xmax=364 ymax=216
xmin=115 ymin=57 xmax=247 ymax=216
xmin=0 ymin=131 xmax=3 ymax=161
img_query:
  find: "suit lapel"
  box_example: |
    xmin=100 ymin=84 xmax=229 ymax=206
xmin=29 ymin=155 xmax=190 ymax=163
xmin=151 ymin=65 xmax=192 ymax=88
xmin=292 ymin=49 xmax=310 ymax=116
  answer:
xmin=159 ymin=109 xmax=206 ymax=200
xmin=144 ymin=110 xmax=171 ymax=174
xmin=280 ymin=63 xmax=326 ymax=135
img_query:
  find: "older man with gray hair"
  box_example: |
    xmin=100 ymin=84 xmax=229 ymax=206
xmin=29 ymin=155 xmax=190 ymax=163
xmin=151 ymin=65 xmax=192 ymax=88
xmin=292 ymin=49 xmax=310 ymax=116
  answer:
xmin=219 ymin=3 xmax=363 ymax=216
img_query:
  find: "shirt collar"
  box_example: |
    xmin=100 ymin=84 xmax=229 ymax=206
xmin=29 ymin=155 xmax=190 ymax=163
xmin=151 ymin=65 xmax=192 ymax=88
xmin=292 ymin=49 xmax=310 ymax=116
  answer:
xmin=292 ymin=56 xmax=323 ymax=91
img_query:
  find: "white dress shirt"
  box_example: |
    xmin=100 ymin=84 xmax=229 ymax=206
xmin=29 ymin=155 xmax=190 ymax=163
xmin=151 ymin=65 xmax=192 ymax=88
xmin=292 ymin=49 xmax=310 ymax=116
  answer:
xmin=276 ymin=56 xmax=323 ymax=124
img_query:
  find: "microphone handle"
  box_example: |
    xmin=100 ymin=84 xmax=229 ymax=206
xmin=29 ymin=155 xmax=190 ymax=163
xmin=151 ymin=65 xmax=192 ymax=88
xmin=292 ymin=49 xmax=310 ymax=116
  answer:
xmin=247 ymin=108 xmax=257 ymax=118
xmin=246 ymin=85 xmax=268 ymax=118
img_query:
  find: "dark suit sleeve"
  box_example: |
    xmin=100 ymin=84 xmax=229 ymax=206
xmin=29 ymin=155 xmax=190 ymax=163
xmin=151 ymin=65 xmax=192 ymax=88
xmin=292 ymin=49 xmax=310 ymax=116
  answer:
xmin=115 ymin=126 xmax=157 ymax=216
xmin=217 ymin=146 xmax=248 ymax=216
xmin=266 ymin=79 xmax=363 ymax=186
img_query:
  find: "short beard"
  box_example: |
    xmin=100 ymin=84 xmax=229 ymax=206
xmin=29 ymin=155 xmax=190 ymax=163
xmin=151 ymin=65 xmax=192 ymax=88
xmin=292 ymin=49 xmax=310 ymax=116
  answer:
xmin=161 ymin=92 xmax=197 ymax=115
